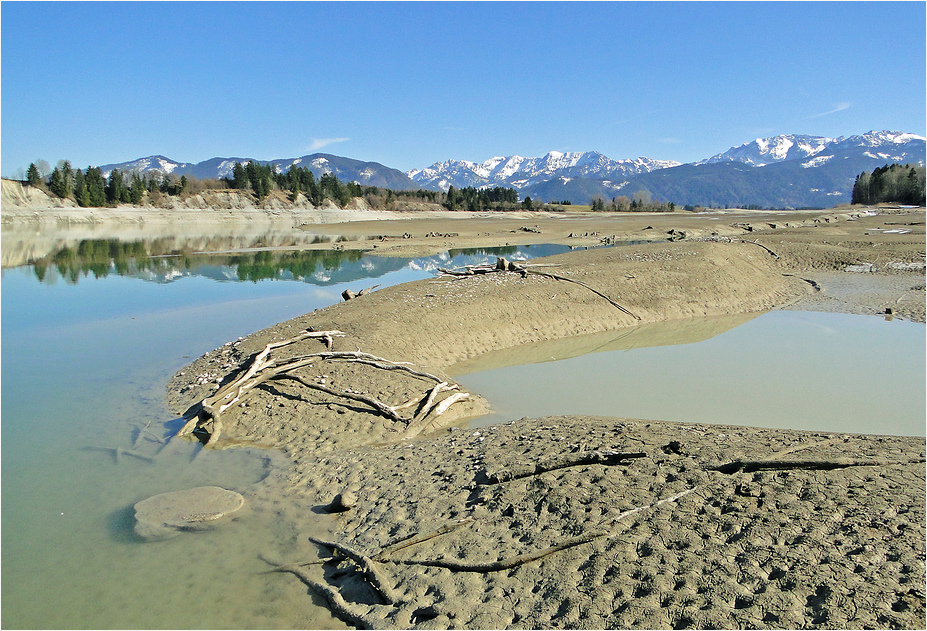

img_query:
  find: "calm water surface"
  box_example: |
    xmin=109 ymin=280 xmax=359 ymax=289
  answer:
xmin=1 ymin=238 xmax=924 ymax=628
xmin=458 ymin=311 xmax=925 ymax=436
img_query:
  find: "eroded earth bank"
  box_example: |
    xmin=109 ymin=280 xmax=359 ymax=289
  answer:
xmin=164 ymin=208 xmax=926 ymax=629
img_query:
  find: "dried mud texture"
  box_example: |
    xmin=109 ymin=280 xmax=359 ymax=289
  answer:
xmin=736 ymin=208 xmax=926 ymax=322
xmin=280 ymin=417 xmax=926 ymax=630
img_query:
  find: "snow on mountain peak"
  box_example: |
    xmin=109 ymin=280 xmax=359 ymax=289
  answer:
xmin=407 ymin=150 xmax=680 ymax=192
xmin=701 ymin=134 xmax=834 ymax=166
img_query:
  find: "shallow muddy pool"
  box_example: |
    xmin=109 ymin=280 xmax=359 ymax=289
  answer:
xmin=1 ymin=237 xmax=924 ymax=628
xmin=455 ymin=311 xmax=925 ymax=437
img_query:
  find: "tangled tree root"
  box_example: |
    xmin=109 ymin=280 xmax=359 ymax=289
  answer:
xmin=439 ymin=258 xmax=641 ymax=320
xmin=174 ymin=329 xmax=471 ymax=447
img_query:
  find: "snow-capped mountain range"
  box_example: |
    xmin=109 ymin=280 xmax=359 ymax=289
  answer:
xmin=407 ymin=151 xmax=681 ymax=192
xmin=698 ymin=131 xmax=924 ymax=167
xmin=95 ymin=130 xmax=924 ymax=208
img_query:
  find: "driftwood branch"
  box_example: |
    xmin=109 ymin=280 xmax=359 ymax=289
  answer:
xmin=84 ymin=446 xmax=156 ymax=465
xmin=485 ymin=450 xmax=647 ymax=484
xmin=314 ymin=352 xmax=443 ymax=383
xmin=388 ymin=487 xmax=697 ymax=573
xmin=401 ymin=390 xmax=470 ymax=439
xmin=264 ymin=561 xmax=377 ymax=629
xmin=766 ymin=436 xmax=847 ymax=459
xmin=414 ymin=382 xmax=452 ymax=421
xmin=307 ymin=537 xmax=401 ymax=606
xmin=174 ymin=331 xmax=472 ymax=447
xmin=709 ymin=458 xmax=926 ymax=475
xmin=342 ymin=284 xmax=381 ymax=301
xmin=373 ymin=518 xmax=475 ymax=562
xmin=273 ymin=373 xmax=407 ymax=423
xmin=439 ymin=258 xmax=640 ymax=320
xmin=741 ymin=239 xmax=779 ymax=259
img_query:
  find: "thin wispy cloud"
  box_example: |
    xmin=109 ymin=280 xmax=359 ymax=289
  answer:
xmin=308 ymin=137 xmax=350 ymax=151
xmin=809 ymin=102 xmax=851 ymax=119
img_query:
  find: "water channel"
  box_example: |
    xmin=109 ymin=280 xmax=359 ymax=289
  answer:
xmin=1 ymin=235 xmax=923 ymax=628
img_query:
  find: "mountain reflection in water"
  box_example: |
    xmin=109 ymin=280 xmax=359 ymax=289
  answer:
xmin=29 ymin=238 xmax=389 ymax=285
xmin=24 ymin=238 xmax=581 ymax=287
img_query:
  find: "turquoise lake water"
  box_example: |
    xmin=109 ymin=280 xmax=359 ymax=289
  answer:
xmin=0 ymin=243 xmax=568 ymax=629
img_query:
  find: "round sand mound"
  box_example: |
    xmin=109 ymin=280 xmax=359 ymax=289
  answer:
xmin=134 ymin=486 xmax=245 ymax=541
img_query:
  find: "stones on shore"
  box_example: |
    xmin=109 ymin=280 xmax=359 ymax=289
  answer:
xmin=133 ymin=486 xmax=245 ymax=542
xmin=324 ymin=490 xmax=358 ymax=513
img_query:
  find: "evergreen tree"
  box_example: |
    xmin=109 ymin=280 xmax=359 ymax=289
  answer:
xmin=231 ymin=162 xmax=248 ymax=189
xmin=129 ymin=173 xmax=146 ymax=204
xmin=307 ymin=171 xmax=322 ymax=206
xmin=74 ymin=169 xmax=90 ymax=207
xmin=851 ymin=171 xmax=871 ymax=205
xmin=106 ymin=168 xmax=130 ymax=203
xmin=83 ymin=167 xmax=107 ymax=207
xmin=852 ymin=163 xmax=925 ymax=206
xmin=61 ymin=160 xmax=73 ymax=193
xmin=26 ymin=163 xmax=42 ymax=187
xmin=49 ymin=167 xmax=67 ymax=197
xmin=53 ymin=160 xmax=74 ymax=198
xmin=445 ymin=185 xmax=460 ymax=210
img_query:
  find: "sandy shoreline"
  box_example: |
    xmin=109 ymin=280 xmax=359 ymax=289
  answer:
xmin=151 ymin=207 xmax=927 ymax=628
xmin=7 ymin=202 xmax=923 ymax=628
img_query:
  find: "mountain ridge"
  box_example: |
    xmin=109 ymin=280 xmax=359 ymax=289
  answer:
xmin=93 ymin=130 xmax=924 ymax=208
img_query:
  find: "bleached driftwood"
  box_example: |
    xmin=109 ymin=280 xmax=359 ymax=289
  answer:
xmin=175 ymin=330 xmax=471 ymax=447
xmin=439 ymin=258 xmax=640 ymax=320
xmin=342 ymin=284 xmax=381 ymax=301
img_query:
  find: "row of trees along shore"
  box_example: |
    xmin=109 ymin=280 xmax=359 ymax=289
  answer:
xmin=26 ymin=160 xmax=201 ymax=206
xmin=23 ymin=159 xmax=684 ymax=211
xmin=851 ymin=163 xmax=926 ymax=206
xmin=22 ymin=159 xmax=536 ymax=211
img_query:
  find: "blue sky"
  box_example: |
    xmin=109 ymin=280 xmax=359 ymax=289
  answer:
xmin=2 ymin=1 xmax=925 ymax=177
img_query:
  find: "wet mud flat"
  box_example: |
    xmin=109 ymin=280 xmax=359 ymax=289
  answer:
xmin=287 ymin=416 xmax=925 ymax=629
